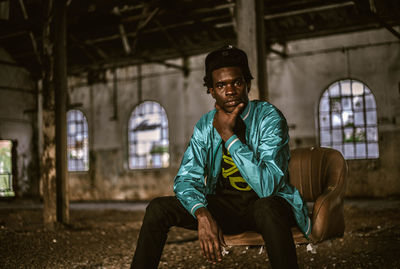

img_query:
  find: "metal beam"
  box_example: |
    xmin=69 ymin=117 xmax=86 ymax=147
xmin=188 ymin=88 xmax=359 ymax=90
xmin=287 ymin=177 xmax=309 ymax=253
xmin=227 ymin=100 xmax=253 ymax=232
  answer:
xmin=69 ymin=34 xmax=98 ymax=62
xmin=86 ymin=13 xmax=229 ymax=45
xmin=0 ymin=30 xmax=26 ymax=40
xmin=118 ymin=24 xmax=131 ymax=54
xmin=0 ymin=59 xmax=24 ymax=67
xmin=375 ymin=16 xmax=400 ymax=40
xmin=0 ymin=84 xmax=35 ymax=93
xmin=131 ymin=7 xmax=160 ymax=53
xmin=368 ymin=0 xmax=400 ymax=41
xmin=17 ymin=0 xmax=41 ymax=66
xmin=268 ymin=47 xmax=288 ymax=58
xmin=153 ymin=18 xmax=186 ymax=58
xmin=264 ymin=1 xmax=355 ymax=20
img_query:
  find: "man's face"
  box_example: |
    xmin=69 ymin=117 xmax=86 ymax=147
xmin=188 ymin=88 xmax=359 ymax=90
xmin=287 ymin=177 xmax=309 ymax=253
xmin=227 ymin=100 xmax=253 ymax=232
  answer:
xmin=209 ymin=66 xmax=250 ymax=113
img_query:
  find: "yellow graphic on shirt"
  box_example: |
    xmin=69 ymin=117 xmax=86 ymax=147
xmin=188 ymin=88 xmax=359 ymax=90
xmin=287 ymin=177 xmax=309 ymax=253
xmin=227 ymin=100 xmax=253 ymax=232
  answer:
xmin=222 ymin=151 xmax=252 ymax=191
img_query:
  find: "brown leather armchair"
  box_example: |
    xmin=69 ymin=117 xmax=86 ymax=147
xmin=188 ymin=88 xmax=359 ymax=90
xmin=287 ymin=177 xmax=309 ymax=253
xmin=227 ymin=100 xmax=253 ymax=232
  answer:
xmin=224 ymin=146 xmax=348 ymax=245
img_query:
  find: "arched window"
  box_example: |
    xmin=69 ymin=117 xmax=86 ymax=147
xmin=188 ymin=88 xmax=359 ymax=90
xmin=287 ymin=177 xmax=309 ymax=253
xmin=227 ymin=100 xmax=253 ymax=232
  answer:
xmin=319 ymin=79 xmax=379 ymax=159
xmin=128 ymin=101 xmax=169 ymax=169
xmin=67 ymin=110 xmax=89 ymax=171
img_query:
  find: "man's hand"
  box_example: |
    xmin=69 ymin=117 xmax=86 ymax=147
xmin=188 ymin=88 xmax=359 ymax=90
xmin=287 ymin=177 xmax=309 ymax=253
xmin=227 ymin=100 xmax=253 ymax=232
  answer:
xmin=195 ymin=207 xmax=226 ymax=263
xmin=213 ymin=103 xmax=244 ymax=142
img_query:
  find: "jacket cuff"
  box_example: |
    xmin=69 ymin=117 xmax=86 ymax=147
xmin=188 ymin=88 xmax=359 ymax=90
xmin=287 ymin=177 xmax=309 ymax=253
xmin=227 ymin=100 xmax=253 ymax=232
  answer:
xmin=225 ymin=134 xmax=242 ymax=153
xmin=190 ymin=203 xmax=206 ymax=218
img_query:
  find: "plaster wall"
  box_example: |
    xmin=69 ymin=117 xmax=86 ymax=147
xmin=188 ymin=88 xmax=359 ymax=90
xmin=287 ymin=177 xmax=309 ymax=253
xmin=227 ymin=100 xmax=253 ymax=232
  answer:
xmin=68 ymin=56 xmax=214 ymax=200
xmin=268 ymin=28 xmax=400 ymax=197
xmin=68 ymin=28 xmax=400 ymax=200
xmin=0 ymin=47 xmax=38 ymax=197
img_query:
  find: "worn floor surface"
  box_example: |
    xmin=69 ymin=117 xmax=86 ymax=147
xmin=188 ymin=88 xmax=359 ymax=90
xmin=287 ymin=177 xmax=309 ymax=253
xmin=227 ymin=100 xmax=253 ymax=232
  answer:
xmin=0 ymin=198 xmax=399 ymax=269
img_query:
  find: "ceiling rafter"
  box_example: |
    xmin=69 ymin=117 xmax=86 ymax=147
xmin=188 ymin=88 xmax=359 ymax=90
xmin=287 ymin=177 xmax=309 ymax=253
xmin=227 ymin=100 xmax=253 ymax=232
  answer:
xmin=153 ymin=18 xmax=186 ymax=58
xmin=130 ymin=6 xmax=160 ymax=54
xmin=17 ymin=0 xmax=41 ymax=66
xmin=264 ymin=1 xmax=355 ymax=20
xmin=69 ymin=34 xmax=98 ymax=63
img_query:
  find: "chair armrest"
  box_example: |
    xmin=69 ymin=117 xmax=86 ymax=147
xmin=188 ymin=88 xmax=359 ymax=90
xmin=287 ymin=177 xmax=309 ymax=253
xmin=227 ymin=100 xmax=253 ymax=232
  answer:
xmin=311 ymin=188 xmax=345 ymax=242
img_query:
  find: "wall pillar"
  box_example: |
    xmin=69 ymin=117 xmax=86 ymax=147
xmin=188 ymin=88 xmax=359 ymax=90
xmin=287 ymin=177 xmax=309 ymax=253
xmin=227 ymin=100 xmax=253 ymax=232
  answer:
xmin=54 ymin=0 xmax=69 ymax=224
xmin=236 ymin=0 xmax=268 ymax=101
xmin=41 ymin=0 xmax=69 ymax=229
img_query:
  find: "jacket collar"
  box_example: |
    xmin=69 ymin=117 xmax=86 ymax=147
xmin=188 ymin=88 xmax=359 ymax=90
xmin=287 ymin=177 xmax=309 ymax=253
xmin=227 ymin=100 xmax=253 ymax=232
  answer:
xmin=240 ymin=101 xmax=252 ymax=123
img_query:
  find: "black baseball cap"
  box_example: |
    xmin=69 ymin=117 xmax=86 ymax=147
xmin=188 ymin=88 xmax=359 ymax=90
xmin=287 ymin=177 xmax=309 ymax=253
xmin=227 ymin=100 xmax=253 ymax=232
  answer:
xmin=203 ymin=45 xmax=253 ymax=90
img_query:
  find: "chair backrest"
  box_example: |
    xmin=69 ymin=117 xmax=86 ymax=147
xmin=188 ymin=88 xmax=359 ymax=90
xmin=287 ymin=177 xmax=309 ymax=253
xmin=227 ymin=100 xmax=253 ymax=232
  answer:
xmin=288 ymin=146 xmax=347 ymax=202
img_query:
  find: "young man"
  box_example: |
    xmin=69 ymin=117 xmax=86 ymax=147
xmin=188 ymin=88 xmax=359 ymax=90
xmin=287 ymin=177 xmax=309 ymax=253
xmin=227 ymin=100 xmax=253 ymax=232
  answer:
xmin=131 ymin=45 xmax=310 ymax=269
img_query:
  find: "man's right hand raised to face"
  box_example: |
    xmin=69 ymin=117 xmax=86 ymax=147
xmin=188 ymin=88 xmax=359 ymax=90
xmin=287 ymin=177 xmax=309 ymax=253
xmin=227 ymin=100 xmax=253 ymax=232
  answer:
xmin=213 ymin=103 xmax=244 ymax=142
xmin=195 ymin=207 xmax=226 ymax=264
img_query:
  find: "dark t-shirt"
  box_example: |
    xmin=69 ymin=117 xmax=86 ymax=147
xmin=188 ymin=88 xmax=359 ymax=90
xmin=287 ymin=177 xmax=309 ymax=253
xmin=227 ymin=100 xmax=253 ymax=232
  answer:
xmin=215 ymin=118 xmax=259 ymax=215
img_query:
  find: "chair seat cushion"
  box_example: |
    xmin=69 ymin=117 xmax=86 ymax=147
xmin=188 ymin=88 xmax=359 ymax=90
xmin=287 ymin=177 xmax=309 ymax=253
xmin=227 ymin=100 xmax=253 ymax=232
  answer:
xmin=223 ymin=227 xmax=308 ymax=246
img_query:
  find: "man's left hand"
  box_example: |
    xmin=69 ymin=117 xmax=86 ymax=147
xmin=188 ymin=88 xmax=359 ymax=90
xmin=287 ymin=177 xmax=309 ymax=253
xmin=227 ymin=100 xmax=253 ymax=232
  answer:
xmin=213 ymin=103 xmax=244 ymax=142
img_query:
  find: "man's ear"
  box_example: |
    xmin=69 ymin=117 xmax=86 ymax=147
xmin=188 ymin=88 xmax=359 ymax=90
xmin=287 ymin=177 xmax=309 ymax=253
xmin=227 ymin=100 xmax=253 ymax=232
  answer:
xmin=209 ymin=87 xmax=215 ymax=98
xmin=246 ymin=82 xmax=251 ymax=92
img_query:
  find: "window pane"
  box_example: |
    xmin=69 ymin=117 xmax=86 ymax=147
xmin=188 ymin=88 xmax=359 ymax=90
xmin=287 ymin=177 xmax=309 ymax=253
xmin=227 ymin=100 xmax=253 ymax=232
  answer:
xmin=319 ymin=113 xmax=330 ymax=128
xmin=366 ymin=111 xmax=377 ymax=125
xmin=353 ymin=96 xmax=364 ymax=110
xmin=352 ymin=81 xmax=364 ymax=96
xmin=330 ymin=98 xmax=342 ymax=113
xmin=356 ymin=143 xmax=366 ymax=158
xmin=332 ymin=113 xmax=342 ymax=127
xmin=366 ymin=127 xmax=378 ymax=142
xmin=367 ymin=143 xmax=379 ymax=158
xmin=69 ymin=124 xmax=76 ymax=135
xmin=341 ymin=97 xmax=352 ymax=110
xmin=329 ymin=83 xmax=340 ymax=97
xmin=342 ymin=111 xmax=354 ymax=127
xmin=354 ymin=111 xmax=364 ymax=126
xmin=343 ymin=128 xmax=354 ymax=142
xmin=320 ymin=130 xmax=331 ymax=143
xmin=332 ymin=129 xmax=342 ymax=143
xmin=355 ymin=127 xmax=366 ymax=142
xmin=365 ymin=94 xmax=376 ymax=109
xmin=319 ymin=96 xmax=330 ymax=112
xmin=341 ymin=80 xmax=351 ymax=96
xmin=344 ymin=143 xmax=355 ymax=159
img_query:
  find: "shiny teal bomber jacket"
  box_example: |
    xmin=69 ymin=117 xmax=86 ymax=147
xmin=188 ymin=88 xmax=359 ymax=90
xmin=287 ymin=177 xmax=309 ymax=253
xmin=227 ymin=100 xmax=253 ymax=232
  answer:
xmin=173 ymin=100 xmax=311 ymax=238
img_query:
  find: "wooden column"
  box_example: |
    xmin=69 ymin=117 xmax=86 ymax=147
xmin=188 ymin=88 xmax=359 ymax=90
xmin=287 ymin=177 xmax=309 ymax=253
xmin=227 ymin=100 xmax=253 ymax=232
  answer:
xmin=236 ymin=0 xmax=268 ymax=101
xmin=41 ymin=0 xmax=69 ymax=229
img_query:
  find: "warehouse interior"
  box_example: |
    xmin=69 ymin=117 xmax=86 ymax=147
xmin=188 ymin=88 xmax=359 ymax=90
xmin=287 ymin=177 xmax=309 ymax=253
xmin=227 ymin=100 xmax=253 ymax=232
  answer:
xmin=0 ymin=0 xmax=399 ymax=267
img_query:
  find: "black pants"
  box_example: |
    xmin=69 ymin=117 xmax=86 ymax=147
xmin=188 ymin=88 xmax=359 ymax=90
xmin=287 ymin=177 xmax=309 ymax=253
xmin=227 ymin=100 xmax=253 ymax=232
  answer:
xmin=131 ymin=195 xmax=298 ymax=269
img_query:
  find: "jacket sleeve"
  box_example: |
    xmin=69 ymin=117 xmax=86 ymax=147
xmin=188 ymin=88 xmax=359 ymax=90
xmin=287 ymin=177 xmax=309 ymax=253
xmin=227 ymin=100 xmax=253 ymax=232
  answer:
xmin=173 ymin=122 xmax=208 ymax=218
xmin=225 ymin=111 xmax=290 ymax=198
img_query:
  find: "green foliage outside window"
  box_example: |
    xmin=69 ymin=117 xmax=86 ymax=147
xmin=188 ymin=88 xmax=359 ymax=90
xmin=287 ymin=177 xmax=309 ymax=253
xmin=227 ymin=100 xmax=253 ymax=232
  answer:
xmin=0 ymin=141 xmax=14 ymax=197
